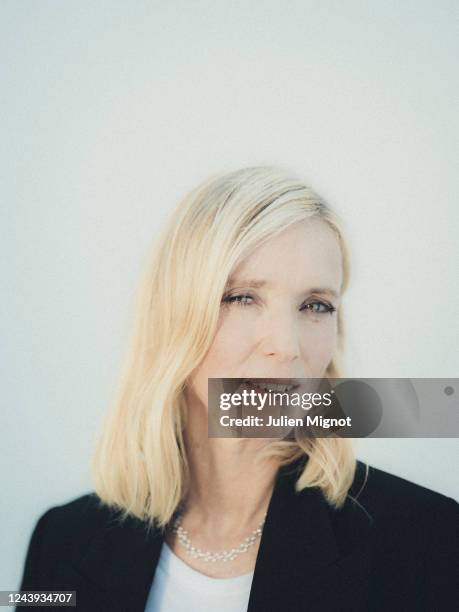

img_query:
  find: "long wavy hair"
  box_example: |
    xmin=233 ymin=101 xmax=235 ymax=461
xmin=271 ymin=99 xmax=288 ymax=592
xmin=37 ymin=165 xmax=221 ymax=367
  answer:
xmin=90 ymin=165 xmax=358 ymax=530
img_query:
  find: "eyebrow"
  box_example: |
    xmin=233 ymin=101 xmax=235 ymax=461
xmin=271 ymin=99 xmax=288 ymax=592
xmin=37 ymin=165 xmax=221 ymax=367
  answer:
xmin=225 ymin=277 xmax=340 ymax=299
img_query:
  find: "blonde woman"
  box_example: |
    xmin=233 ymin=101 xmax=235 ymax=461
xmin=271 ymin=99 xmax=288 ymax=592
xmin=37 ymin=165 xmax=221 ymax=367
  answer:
xmin=18 ymin=167 xmax=458 ymax=611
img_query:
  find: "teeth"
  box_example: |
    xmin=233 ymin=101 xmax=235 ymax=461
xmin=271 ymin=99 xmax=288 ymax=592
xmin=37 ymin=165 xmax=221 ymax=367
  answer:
xmin=244 ymin=380 xmax=296 ymax=393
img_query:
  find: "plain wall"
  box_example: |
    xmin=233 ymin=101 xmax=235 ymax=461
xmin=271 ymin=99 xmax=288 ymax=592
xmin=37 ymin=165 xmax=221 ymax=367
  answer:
xmin=2 ymin=0 xmax=458 ymax=598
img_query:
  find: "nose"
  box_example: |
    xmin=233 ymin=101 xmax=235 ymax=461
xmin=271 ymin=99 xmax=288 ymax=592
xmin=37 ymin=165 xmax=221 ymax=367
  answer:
xmin=261 ymin=311 xmax=301 ymax=364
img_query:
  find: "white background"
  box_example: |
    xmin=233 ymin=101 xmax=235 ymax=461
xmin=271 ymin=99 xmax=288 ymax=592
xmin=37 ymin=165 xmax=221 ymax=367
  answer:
xmin=2 ymin=0 xmax=458 ymax=595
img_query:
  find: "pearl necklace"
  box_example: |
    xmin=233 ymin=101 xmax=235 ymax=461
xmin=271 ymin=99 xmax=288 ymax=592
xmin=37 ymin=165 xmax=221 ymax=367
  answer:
xmin=171 ymin=512 xmax=267 ymax=563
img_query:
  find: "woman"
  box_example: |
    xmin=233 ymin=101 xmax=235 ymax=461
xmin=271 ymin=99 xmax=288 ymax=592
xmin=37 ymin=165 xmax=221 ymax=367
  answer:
xmin=17 ymin=166 xmax=458 ymax=611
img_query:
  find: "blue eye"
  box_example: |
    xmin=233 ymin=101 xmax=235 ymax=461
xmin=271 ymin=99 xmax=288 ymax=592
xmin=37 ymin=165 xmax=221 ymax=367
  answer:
xmin=222 ymin=294 xmax=253 ymax=306
xmin=301 ymin=301 xmax=336 ymax=315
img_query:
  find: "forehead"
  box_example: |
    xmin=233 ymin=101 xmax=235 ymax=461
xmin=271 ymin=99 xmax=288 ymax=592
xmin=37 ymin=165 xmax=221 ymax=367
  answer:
xmin=228 ymin=219 xmax=343 ymax=292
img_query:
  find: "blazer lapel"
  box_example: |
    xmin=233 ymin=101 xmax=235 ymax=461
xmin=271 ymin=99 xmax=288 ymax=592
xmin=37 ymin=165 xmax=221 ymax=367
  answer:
xmin=71 ymin=458 xmax=372 ymax=611
xmin=247 ymin=458 xmax=373 ymax=611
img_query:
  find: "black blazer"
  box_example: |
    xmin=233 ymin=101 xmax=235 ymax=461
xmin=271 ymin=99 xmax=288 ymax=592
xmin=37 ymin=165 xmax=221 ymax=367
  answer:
xmin=17 ymin=459 xmax=459 ymax=612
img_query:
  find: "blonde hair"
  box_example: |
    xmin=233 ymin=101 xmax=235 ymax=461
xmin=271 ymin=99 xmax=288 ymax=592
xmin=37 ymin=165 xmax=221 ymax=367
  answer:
xmin=90 ymin=165 xmax=357 ymax=530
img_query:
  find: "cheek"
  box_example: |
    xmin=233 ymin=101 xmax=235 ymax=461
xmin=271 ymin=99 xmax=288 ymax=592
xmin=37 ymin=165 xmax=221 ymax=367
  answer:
xmin=300 ymin=318 xmax=338 ymax=362
xmin=190 ymin=314 xmax=254 ymax=404
xmin=204 ymin=314 xmax=254 ymax=372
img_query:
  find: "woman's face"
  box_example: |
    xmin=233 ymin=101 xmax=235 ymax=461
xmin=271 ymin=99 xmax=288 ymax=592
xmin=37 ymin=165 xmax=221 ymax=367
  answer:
xmin=187 ymin=218 xmax=343 ymax=408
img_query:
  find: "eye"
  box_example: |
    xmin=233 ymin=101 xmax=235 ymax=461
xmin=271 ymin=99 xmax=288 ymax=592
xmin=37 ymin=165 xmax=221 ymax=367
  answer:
xmin=222 ymin=294 xmax=254 ymax=307
xmin=301 ymin=301 xmax=336 ymax=315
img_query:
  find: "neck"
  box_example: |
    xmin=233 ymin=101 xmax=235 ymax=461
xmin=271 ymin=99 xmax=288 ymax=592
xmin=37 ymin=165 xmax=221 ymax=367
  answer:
xmin=181 ymin=393 xmax=282 ymax=530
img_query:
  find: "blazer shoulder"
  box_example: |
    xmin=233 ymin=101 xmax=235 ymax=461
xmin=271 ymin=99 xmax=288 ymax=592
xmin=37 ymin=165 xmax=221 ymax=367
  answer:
xmin=351 ymin=459 xmax=459 ymax=524
xmin=18 ymin=492 xmax=120 ymax=592
xmin=30 ymin=492 xmax=123 ymax=564
xmin=44 ymin=491 xmax=123 ymax=534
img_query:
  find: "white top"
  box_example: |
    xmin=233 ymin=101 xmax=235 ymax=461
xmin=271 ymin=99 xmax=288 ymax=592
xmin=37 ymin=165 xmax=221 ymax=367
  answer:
xmin=144 ymin=541 xmax=254 ymax=612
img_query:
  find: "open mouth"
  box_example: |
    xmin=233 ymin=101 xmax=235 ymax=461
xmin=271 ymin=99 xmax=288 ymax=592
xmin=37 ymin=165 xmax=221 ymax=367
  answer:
xmin=242 ymin=379 xmax=300 ymax=393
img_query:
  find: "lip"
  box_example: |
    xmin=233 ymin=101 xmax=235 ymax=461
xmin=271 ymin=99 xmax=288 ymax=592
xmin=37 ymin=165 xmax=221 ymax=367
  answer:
xmin=242 ymin=378 xmax=301 ymax=391
xmin=243 ymin=377 xmax=301 ymax=386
